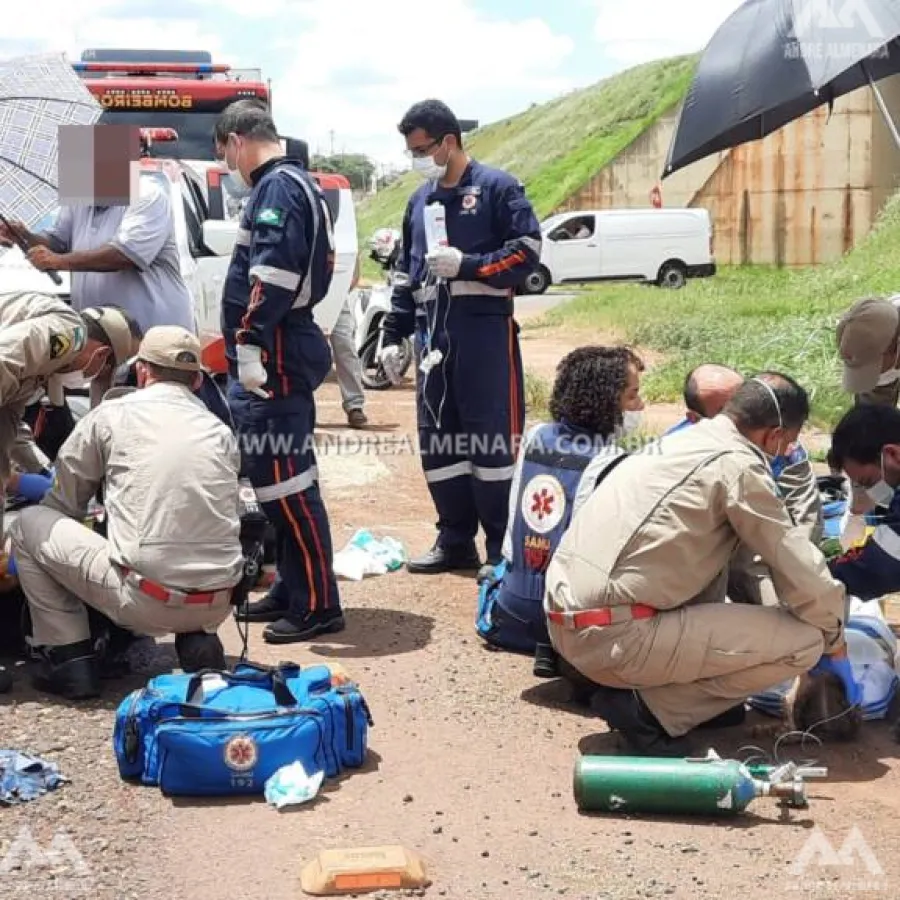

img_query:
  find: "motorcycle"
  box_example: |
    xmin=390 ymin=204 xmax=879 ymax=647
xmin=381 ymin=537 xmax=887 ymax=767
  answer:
xmin=354 ymin=229 xmax=414 ymax=390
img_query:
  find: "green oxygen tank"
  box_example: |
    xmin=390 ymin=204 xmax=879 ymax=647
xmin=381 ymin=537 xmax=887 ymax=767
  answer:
xmin=573 ymin=756 xmax=806 ymax=817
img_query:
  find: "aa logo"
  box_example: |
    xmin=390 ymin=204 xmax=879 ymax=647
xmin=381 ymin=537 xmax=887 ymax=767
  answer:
xmin=791 ymin=0 xmax=888 ymax=41
xmin=788 ymin=825 xmax=884 ymax=876
xmin=0 ymin=825 xmax=89 ymax=877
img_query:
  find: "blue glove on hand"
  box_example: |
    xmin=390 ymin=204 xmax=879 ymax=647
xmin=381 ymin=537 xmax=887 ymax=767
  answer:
xmin=15 ymin=473 xmax=53 ymax=503
xmin=811 ymin=653 xmax=863 ymax=708
xmin=6 ymin=553 xmax=16 ymax=577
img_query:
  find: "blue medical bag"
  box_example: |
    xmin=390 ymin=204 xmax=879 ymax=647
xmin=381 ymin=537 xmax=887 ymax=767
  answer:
xmin=113 ymin=661 xmax=372 ymax=797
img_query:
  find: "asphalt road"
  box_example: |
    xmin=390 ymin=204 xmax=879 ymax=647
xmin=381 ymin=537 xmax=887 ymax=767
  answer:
xmin=514 ymin=290 xmax=577 ymax=317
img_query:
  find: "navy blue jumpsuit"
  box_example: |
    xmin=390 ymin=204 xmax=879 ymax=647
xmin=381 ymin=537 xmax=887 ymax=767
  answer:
xmin=382 ymin=161 xmax=542 ymax=561
xmin=222 ymin=157 xmax=341 ymax=622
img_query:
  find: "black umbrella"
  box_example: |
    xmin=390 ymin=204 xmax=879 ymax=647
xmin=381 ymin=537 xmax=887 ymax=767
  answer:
xmin=663 ymin=0 xmax=900 ymax=178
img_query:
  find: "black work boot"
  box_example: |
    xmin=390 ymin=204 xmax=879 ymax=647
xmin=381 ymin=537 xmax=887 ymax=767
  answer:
xmin=176 ymin=632 xmax=226 ymax=673
xmin=0 ymin=665 xmax=11 ymax=694
xmin=533 ymin=643 xmax=559 ymax=679
xmin=31 ymin=640 xmax=100 ymax=701
xmin=697 ymin=704 xmax=747 ymax=729
xmin=590 ymin=686 xmax=694 ymax=757
xmin=407 ymin=542 xmax=481 ymax=575
xmin=263 ymin=608 xmax=346 ymax=644
xmin=234 ymin=592 xmax=288 ymax=623
xmin=557 ymin=657 xmax=601 ymax=706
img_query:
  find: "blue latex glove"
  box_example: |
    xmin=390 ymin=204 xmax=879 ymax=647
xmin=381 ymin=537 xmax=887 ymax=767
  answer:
xmin=15 ymin=473 xmax=53 ymax=503
xmin=5 ymin=554 xmax=16 ymax=577
xmin=811 ymin=653 xmax=863 ymax=707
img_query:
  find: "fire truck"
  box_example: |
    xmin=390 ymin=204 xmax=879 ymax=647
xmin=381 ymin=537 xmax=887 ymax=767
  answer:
xmin=2 ymin=49 xmax=359 ymax=366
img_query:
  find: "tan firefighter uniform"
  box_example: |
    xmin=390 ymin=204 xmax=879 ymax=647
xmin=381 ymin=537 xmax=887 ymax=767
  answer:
xmin=727 ymin=450 xmax=823 ymax=606
xmin=544 ymin=415 xmax=846 ymax=738
xmin=8 ymin=328 xmax=245 ymax=647
xmin=0 ymin=291 xmax=94 ymax=537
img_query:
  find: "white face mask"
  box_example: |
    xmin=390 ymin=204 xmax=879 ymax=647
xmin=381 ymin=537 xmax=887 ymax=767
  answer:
xmin=412 ymin=154 xmax=447 ymax=181
xmin=866 ymin=451 xmax=896 ymax=507
xmin=225 ymin=136 xmax=250 ymax=193
xmin=878 ymin=346 xmax=900 ymax=386
xmin=619 ymin=409 xmax=644 ymax=436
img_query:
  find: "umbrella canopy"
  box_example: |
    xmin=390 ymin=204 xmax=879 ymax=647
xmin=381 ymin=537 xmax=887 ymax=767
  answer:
xmin=0 ymin=52 xmax=102 ymax=227
xmin=663 ymin=0 xmax=900 ymax=178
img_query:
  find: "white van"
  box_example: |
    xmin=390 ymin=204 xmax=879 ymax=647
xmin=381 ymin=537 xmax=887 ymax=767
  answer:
xmin=523 ymin=207 xmax=716 ymax=294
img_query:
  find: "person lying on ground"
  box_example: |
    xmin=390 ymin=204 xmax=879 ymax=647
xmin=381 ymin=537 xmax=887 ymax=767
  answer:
xmin=6 ymin=327 xmax=245 ymax=701
xmin=476 ymin=345 xmax=645 ymax=679
xmin=544 ymin=373 xmax=854 ymax=757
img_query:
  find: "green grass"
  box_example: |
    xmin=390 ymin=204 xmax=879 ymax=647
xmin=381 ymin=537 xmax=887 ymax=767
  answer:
xmin=524 ymin=369 xmax=551 ymax=420
xmin=356 ymin=55 xmax=697 ymax=279
xmin=539 ymin=191 xmax=900 ymax=429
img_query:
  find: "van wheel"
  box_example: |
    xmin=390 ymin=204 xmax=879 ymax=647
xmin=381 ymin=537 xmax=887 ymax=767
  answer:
xmin=522 ymin=266 xmax=551 ymax=295
xmin=657 ymin=261 xmax=687 ymax=289
xmin=359 ymin=331 xmax=413 ymax=390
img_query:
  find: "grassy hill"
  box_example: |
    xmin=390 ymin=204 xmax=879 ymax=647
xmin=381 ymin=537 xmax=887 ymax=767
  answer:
xmin=542 ymin=190 xmax=900 ymax=429
xmin=356 ymin=55 xmax=697 ymax=266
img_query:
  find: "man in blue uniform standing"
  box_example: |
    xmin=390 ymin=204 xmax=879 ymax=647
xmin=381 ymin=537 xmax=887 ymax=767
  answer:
xmin=214 ymin=100 xmax=344 ymax=643
xmin=379 ymin=99 xmax=542 ymax=574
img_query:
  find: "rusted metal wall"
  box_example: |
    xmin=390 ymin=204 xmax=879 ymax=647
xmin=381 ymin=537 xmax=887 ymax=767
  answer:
xmin=556 ymin=76 xmax=900 ymax=266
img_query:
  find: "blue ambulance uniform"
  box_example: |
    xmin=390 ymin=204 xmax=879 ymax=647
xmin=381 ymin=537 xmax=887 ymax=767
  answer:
xmin=382 ymin=161 xmax=542 ymax=563
xmin=830 ymin=487 xmax=900 ymax=599
xmin=222 ymin=156 xmax=341 ymax=631
xmin=476 ymin=422 xmax=628 ymax=652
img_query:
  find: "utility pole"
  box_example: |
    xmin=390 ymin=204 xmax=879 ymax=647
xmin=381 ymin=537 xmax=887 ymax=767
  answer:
xmin=329 ymin=130 xmax=335 ymax=156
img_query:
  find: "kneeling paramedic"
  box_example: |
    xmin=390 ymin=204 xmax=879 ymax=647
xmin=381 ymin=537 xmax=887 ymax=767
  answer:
xmin=215 ymin=100 xmax=344 ymax=643
xmin=378 ymin=99 xmax=542 ymax=574
xmin=666 ymin=365 xmax=823 ymax=605
xmin=7 ymin=327 xmax=245 ymax=700
xmin=0 ymin=293 xmax=140 ymax=536
xmin=476 ymin=346 xmax=645 ymax=677
xmin=545 ymin=374 xmax=854 ymax=756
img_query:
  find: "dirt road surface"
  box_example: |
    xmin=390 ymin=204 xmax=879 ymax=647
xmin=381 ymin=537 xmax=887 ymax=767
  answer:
xmin=1 ymin=317 xmax=898 ymax=900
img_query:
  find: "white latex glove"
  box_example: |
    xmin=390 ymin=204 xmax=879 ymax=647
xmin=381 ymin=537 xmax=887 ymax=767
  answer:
xmin=425 ymin=246 xmax=463 ymax=279
xmin=377 ymin=344 xmax=404 ymax=385
xmin=839 ymin=509 xmax=868 ymax=551
xmin=236 ymin=344 xmax=268 ymax=398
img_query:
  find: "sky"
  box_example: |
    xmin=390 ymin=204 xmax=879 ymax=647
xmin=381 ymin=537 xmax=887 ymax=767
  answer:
xmin=12 ymin=0 xmax=746 ymax=169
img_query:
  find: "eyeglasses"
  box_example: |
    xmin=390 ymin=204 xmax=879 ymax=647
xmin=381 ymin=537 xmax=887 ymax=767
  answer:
xmin=404 ymin=138 xmax=442 ymax=159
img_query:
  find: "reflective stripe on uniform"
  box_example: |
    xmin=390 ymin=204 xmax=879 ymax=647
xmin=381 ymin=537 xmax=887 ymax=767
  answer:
xmin=520 ymin=235 xmax=542 ymax=255
xmin=236 ymin=228 xmax=252 ymax=246
xmin=424 ymin=461 xmax=515 ymax=484
xmin=255 ymin=466 xmax=319 ymax=502
xmin=249 ymin=265 xmax=301 ymax=291
xmin=872 ymin=525 xmax=900 ymax=561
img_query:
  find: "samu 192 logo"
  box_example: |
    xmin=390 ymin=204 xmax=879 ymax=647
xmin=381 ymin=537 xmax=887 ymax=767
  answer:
xmin=223 ymin=734 xmax=259 ymax=772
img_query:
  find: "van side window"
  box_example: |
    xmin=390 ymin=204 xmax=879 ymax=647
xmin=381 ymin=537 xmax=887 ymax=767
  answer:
xmin=548 ymin=215 xmax=594 ymax=241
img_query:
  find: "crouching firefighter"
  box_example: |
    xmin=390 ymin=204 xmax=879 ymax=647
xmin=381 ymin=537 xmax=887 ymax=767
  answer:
xmin=476 ymin=347 xmax=646 ymax=677
xmin=0 ymin=294 xmax=141 ymax=536
xmin=7 ymin=327 xmax=246 ymax=700
xmin=214 ymin=100 xmax=344 ymax=644
xmin=378 ymin=99 xmax=542 ymax=573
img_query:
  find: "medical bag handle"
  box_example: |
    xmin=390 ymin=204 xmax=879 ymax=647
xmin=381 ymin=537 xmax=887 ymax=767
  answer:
xmin=186 ymin=662 xmax=299 ymax=707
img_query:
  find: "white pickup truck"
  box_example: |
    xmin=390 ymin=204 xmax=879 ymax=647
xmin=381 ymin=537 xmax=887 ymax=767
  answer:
xmin=0 ymin=156 xmax=359 ymax=377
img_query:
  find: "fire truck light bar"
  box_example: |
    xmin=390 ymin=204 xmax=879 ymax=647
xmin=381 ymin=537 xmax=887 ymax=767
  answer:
xmin=141 ymin=128 xmax=179 ymax=142
xmin=73 ymin=62 xmax=227 ymax=74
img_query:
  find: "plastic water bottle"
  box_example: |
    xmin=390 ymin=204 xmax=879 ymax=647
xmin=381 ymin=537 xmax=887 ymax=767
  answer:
xmin=423 ymin=203 xmax=448 ymax=255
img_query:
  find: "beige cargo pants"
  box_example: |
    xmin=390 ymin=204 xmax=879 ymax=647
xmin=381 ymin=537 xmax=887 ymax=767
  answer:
xmin=551 ymin=602 xmax=824 ymax=737
xmin=8 ymin=506 xmax=232 ymax=647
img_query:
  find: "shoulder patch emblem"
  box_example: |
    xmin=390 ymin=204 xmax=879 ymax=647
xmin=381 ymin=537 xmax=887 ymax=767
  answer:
xmin=49 ymin=331 xmax=74 ymax=360
xmin=255 ymin=207 xmax=285 ymax=227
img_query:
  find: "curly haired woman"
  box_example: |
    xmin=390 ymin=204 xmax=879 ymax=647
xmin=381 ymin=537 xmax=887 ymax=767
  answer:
xmin=476 ymin=345 xmax=645 ymax=677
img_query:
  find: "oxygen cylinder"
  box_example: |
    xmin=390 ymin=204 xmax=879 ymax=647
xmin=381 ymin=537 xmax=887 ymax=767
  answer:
xmin=573 ymin=756 xmax=799 ymax=817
